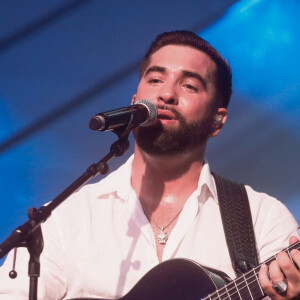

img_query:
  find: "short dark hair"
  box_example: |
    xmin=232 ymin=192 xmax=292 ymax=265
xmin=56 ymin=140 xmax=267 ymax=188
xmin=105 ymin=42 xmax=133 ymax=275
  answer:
xmin=139 ymin=30 xmax=232 ymax=108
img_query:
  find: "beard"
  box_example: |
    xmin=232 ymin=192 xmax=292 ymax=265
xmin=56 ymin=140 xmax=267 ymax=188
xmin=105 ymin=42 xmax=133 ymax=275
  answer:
xmin=133 ymin=106 xmax=213 ymax=156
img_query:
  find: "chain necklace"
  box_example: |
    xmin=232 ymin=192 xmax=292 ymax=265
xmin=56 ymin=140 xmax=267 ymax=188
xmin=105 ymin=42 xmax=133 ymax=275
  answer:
xmin=141 ymin=203 xmax=183 ymax=244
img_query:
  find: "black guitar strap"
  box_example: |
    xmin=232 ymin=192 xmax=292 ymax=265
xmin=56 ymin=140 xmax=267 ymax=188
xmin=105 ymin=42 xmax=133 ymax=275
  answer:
xmin=212 ymin=173 xmax=259 ymax=277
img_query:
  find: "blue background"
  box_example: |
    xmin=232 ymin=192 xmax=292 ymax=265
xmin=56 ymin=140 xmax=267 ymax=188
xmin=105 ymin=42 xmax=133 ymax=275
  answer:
xmin=0 ymin=0 xmax=299 ymax=265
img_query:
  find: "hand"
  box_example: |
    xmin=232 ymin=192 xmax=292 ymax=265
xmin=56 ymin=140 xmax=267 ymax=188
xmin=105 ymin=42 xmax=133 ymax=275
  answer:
xmin=259 ymin=236 xmax=300 ymax=299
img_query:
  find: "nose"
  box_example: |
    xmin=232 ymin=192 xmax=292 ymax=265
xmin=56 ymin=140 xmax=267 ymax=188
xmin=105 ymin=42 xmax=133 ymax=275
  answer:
xmin=158 ymin=82 xmax=178 ymax=105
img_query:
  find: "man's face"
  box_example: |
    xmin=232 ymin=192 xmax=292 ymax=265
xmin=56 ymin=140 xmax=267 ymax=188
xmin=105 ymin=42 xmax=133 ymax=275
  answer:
xmin=133 ymin=45 xmax=225 ymax=156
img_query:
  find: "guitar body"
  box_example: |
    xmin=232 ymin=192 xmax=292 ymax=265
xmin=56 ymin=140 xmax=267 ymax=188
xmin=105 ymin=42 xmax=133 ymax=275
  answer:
xmin=69 ymin=258 xmax=232 ymax=300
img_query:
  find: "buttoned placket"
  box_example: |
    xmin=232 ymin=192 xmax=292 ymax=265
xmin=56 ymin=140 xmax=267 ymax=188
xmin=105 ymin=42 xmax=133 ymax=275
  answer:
xmin=162 ymin=190 xmax=200 ymax=261
xmin=125 ymin=189 xmax=159 ymax=263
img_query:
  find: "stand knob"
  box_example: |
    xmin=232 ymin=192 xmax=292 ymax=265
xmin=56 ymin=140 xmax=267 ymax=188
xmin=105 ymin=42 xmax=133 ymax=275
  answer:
xmin=9 ymin=247 xmax=18 ymax=279
xmin=9 ymin=270 xmax=17 ymax=279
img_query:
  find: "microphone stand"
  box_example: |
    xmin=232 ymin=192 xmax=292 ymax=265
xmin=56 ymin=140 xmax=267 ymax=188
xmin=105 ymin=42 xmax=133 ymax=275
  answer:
xmin=0 ymin=127 xmax=130 ymax=300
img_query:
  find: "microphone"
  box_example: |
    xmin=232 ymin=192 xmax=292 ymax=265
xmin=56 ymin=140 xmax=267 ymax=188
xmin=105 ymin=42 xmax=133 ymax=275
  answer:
xmin=89 ymin=99 xmax=157 ymax=131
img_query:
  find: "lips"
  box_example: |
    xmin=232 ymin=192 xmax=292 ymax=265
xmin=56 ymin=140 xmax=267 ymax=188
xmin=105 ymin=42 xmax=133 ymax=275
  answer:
xmin=157 ymin=109 xmax=177 ymax=121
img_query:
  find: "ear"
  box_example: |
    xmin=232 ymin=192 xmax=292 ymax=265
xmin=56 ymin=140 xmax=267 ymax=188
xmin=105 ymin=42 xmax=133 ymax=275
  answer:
xmin=210 ymin=107 xmax=228 ymax=137
xmin=131 ymin=94 xmax=137 ymax=105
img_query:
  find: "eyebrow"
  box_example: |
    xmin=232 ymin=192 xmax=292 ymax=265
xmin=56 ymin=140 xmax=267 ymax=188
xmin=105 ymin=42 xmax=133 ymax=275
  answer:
xmin=144 ymin=65 xmax=166 ymax=77
xmin=144 ymin=65 xmax=207 ymax=90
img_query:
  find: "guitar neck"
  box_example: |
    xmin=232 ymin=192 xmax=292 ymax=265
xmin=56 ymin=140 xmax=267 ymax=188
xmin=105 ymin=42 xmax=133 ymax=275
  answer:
xmin=204 ymin=241 xmax=300 ymax=300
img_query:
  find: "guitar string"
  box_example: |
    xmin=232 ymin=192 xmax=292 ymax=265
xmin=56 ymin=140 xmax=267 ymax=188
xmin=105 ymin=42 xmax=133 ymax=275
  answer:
xmin=208 ymin=266 xmax=282 ymax=300
xmin=210 ymin=272 xmax=262 ymax=300
xmin=204 ymin=243 xmax=300 ymax=300
xmin=209 ymin=268 xmax=268 ymax=300
xmin=210 ymin=242 xmax=300 ymax=300
xmin=222 ymin=268 xmax=262 ymax=299
xmin=209 ymin=272 xmax=262 ymax=300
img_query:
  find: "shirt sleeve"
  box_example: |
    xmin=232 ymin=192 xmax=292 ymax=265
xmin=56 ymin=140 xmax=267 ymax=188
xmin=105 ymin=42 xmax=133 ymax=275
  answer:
xmin=246 ymin=185 xmax=299 ymax=263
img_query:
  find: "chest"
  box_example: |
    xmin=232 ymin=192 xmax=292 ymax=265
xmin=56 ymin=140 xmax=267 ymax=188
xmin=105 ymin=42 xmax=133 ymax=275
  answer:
xmin=56 ymin=197 xmax=235 ymax=298
xmin=62 ymin=217 xmax=233 ymax=299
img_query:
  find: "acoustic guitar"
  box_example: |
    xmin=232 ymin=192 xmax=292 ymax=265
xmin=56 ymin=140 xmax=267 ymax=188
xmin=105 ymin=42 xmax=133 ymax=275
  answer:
xmin=69 ymin=240 xmax=299 ymax=300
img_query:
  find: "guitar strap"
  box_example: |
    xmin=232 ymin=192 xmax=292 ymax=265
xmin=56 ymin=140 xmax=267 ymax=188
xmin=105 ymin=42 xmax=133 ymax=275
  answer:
xmin=212 ymin=173 xmax=259 ymax=277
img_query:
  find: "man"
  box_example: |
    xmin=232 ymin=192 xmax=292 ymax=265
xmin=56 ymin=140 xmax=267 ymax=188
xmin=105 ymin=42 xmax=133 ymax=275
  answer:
xmin=0 ymin=30 xmax=299 ymax=299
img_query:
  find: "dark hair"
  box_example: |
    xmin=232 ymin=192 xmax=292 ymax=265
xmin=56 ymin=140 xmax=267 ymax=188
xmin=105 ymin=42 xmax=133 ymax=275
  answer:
xmin=139 ymin=30 xmax=232 ymax=108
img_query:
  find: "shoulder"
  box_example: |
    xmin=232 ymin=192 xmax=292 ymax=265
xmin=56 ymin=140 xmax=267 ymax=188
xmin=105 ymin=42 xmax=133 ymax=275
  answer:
xmin=212 ymin=172 xmax=296 ymax=226
xmin=244 ymin=184 xmax=299 ymax=260
xmin=244 ymin=184 xmax=296 ymax=225
xmin=212 ymin=172 xmax=298 ymax=261
xmin=48 ymin=155 xmax=134 ymax=221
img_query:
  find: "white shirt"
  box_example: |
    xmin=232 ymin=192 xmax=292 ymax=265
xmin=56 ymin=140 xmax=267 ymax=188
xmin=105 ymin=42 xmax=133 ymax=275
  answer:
xmin=0 ymin=155 xmax=299 ymax=299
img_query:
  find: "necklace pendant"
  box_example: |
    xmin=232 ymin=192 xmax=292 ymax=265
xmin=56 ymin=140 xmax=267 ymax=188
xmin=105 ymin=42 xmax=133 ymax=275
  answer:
xmin=157 ymin=227 xmax=168 ymax=244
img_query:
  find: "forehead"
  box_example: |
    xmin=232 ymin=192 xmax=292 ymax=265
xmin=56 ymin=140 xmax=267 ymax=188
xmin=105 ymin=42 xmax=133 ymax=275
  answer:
xmin=146 ymin=45 xmax=217 ymax=78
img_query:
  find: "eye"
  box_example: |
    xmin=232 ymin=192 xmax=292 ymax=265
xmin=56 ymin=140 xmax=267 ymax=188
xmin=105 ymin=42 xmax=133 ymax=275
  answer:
xmin=184 ymin=84 xmax=199 ymax=92
xmin=147 ymin=77 xmax=163 ymax=84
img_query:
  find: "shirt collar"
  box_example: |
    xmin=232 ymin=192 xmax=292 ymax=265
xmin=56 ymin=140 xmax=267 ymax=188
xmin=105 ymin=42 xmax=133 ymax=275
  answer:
xmin=196 ymin=160 xmax=219 ymax=204
xmin=94 ymin=155 xmax=219 ymax=204
xmin=94 ymin=155 xmax=134 ymax=201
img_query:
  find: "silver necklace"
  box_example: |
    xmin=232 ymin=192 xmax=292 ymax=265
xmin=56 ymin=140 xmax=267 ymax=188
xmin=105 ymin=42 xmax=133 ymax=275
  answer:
xmin=141 ymin=203 xmax=183 ymax=244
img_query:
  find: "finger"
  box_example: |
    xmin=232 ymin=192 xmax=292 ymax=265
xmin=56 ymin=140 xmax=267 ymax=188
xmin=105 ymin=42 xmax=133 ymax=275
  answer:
xmin=259 ymin=264 xmax=276 ymax=297
xmin=289 ymin=235 xmax=299 ymax=245
xmin=269 ymin=259 xmax=285 ymax=284
xmin=277 ymin=251 xmax=299 ymax=283
xmin=290 ymin=248 xmax=300 ymax=270
xmin=289 ymin=235 xmax=300 ymax=269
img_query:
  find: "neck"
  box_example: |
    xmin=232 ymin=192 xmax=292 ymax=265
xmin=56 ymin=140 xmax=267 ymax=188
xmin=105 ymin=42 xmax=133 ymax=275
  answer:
xmin=131 ymin=144 xmax=206 ymax=210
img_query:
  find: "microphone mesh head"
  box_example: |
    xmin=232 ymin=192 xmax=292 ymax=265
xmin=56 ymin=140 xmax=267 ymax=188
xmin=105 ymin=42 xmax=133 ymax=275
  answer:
xmin=135 ymin=99 xmax=157 ymax=126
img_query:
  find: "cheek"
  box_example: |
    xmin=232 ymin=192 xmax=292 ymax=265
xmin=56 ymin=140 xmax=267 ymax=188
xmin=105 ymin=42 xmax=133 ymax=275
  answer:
xmin=179 ymin=102 xmax=213 ymax=122
xmin=136 ymin=85 xmax=156 ymax=99
xmin=178 ymin=97 xmax=203 ymax=115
